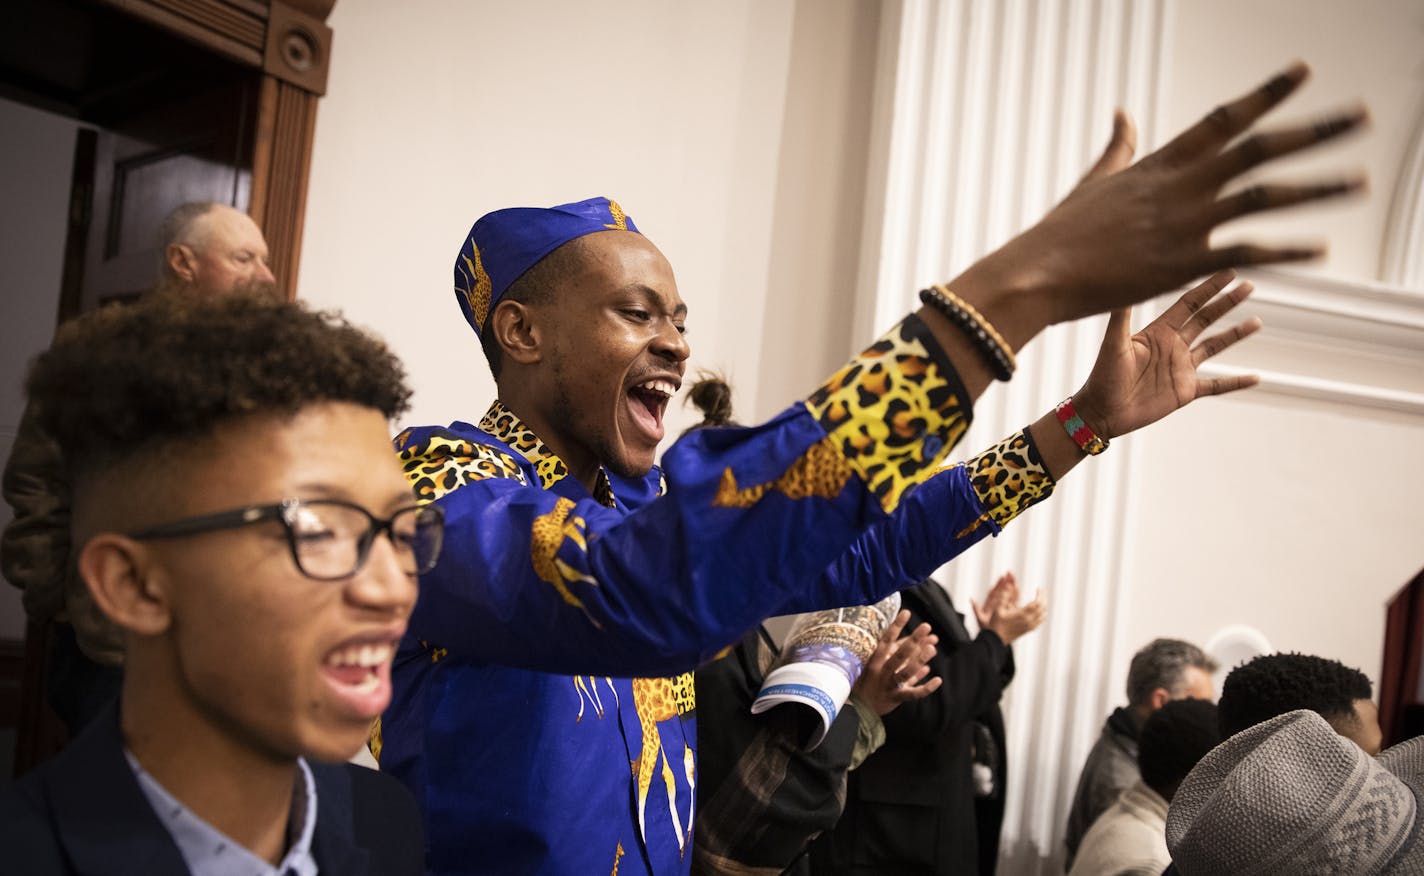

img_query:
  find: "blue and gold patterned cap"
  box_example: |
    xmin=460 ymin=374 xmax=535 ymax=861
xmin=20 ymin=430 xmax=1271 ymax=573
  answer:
xmin=454 ymin=196 xmax=640 ymax=336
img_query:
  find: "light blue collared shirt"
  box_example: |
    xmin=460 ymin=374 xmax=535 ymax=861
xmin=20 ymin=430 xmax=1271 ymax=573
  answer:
xmin=125 ymin=751 xmax=319 ymax=876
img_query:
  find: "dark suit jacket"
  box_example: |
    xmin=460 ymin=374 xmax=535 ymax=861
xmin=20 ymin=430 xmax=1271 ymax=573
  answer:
xmin=813 ymin=579 xmax=1014 ymax=876
xmin=0 ymin=706 xmax=424 ymax=875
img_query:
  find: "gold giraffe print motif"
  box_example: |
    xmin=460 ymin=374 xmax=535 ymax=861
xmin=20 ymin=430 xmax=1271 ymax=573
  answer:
xmin=631 ymin=674 xmax=696 ymax=852
xmin=457 ymin=239 xmax=494 ymax=328
xmin=712 ymin=437 xmax=855 ymax=508
xmin=610 ymin=841 xmax=625 ymax=876
xmin=604 ymin=197 xmax=629 ymax=231
xmin=805 ymin=315 xmax=970 ymax=513
xmin=574 ymin=675 xmax=618 ymax=722
xmin=530 ymin=498 xmax=598 ymax=615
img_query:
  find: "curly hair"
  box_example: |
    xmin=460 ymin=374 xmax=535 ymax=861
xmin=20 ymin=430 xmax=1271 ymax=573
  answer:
xmin=28 ymin=293 xmax=411 ymax=481
xmin=1217 ymin=652 xmax=1373 ymax=738
xmin=1138 ymin=698 xmax=1220 ymax=800
xmin=1125 ymin=638 xmax=1218 ymax=707
xmin=680 ymin=372 xmax=740 ymax=436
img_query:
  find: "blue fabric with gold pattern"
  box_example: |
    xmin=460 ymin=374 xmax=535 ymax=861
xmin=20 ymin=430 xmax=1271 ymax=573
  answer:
xmin=453 ymin=196 xmax=639 ymax=336
xmin=379 ymin=397 xmax=1014 ymax=875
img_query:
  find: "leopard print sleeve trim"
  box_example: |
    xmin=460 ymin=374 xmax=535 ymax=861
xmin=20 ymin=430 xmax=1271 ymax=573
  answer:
xmin=398 ymin=430 xmax=528 ymax=502
xmin=804 ymin=314 xmax=972 ymax=514
xmin=958 ymin=425 xmax=1056 ymax=534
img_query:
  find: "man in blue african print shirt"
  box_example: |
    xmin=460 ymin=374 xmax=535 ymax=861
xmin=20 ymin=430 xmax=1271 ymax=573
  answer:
xmin=377 ymin=61 xmax=1365 ymax=876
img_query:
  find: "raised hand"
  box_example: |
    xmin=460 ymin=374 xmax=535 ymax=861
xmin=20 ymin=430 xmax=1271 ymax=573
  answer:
xmin=971 ymin=572 xmax=1047 ymax=646
xmin=1072 ymin=269 xmax=1261 ymax=440
xmin=971 ymin=571 xmax=1017 ymax=630
xmin=953 ymin=61 xmax=1366 ymax=351
xmin=852 ymin=609 xmax=943 ymax=716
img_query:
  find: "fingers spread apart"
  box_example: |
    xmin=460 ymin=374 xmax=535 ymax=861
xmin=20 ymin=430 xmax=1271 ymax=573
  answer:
xmin=1156 ymin=62 xmax=1310 ymax=165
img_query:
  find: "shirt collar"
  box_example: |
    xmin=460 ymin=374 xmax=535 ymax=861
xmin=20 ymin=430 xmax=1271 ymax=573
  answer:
xmin=480 ymin=399 xmax=618 ymax=506
xmin=125 ymin=750 xmax=319 ymax=876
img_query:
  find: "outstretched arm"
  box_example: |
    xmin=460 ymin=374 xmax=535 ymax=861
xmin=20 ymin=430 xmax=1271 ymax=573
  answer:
xmin=922 ymin=62 xmax=1363 ymax=404
xmin=793 ymin=270 xmax=1260 ymax=619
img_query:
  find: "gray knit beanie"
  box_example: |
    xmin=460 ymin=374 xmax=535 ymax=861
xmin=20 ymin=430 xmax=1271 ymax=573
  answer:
xmin=1166 ymin=709 xmax=1422 ymax=874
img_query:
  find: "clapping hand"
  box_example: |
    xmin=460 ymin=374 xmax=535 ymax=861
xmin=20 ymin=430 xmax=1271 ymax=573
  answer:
xmin=852 ymin=609 xmax=943 ymax=716
xmin=971 ymin=572 xmax=1046 ymax=646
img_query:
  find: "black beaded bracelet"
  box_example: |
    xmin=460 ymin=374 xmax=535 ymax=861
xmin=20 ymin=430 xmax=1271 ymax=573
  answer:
xmin=918 ymin=286 xmax=1016 ymax=381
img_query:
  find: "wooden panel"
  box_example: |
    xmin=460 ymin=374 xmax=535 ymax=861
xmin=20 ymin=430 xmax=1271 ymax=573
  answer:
xmin=10 ymin=622 xmax=66 ymax=778
xmin=146 ymin=0 xmax=266 ymax=48
xmin=97 ymin=0 xmax=266 ymax=66
xmin=250 ymin=75 xmax=318 ymax=300
xmin=56 ymin=129 xmax=97 ymax=325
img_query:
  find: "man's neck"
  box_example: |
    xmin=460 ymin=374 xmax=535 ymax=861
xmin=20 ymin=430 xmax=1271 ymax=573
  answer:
xmin=493 ymin=392 xmax=601 ymax=492
xmin=121 ymin=675 xmax=297 ymax=865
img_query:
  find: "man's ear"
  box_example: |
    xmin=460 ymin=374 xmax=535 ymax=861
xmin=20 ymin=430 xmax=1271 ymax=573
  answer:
xmin=165 ymin=243 xmax=198 ymax=282
xmin=490 ymin=300 xmax=544 ymax=366
xmin=77 ymin=534 xmax=173 ymax=637
xmin=1148 ymin=686 xmax=1171 ymax=711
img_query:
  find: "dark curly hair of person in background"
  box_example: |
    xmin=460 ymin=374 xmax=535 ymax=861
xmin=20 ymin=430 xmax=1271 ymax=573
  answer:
xmin=26 ymin=292 xmax=411 ymax=483
xmin=1138 ymin=698 xmax=1220 ymax=802
xmin=681 ymin=372 xmax=740 ymax=435
xmin=1217 ymin=652 xmax=1373 ymax=737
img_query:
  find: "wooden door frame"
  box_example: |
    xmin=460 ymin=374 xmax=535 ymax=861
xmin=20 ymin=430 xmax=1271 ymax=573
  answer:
xmin=93 ymin=0 xmax=338 ymax=299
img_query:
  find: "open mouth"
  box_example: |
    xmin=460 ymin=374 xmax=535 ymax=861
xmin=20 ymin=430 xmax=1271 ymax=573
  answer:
xmin=321 ymin=638 xmax=397 ymax=718
xmin=627 ymin=377 xmax=678 ymax=443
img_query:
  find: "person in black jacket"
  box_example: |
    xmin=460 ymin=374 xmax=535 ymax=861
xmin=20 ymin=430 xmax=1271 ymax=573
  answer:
xmin=813 ymin=573 xmax=1045 ymax=875
xmin=0 ymin=294 xmax=426 ymax=874
xmin=687 ymin=374 xmax=945 ymax=876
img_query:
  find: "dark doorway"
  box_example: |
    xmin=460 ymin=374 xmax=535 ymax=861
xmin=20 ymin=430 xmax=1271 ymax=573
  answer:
xmin=4 ymin=0 xmax=260 ymax=318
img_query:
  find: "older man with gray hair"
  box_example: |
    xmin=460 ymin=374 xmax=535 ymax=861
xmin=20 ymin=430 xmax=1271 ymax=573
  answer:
xmin=1063 ymin=638 xmax=1217 ymax=869
xmin=152 ymin=201 xmax=277 ymax=299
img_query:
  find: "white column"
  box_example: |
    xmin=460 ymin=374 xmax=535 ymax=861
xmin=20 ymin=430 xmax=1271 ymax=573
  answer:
xmin=856 ymin=2 xmax=1171 ymax=873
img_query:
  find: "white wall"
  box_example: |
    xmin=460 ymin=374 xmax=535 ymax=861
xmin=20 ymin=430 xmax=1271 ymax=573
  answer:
xmin=1161 ymin=0 xmax=1424 ymax=285
xmin=0 ymin=97 xmax=78 ymax=642
xmin=299 ymin=0 xmax=880 ymax=438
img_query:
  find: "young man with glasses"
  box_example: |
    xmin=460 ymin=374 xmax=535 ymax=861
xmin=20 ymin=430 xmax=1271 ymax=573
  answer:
xmin=0 ymin=293 xmax=433 ymax=875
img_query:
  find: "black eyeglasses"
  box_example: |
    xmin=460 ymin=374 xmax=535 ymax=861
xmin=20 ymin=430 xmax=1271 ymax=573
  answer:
xmin=128 ymin=498 xmax=445 ymax=581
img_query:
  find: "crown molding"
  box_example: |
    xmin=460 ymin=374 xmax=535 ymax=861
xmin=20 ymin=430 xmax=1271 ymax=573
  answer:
xmin=1238 ymin=266 xmax=1424 ymax=358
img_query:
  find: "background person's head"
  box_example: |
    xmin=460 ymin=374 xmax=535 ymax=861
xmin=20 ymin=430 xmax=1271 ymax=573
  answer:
xmin=1137 ymin=698 xmax=1220 ymax=803
xmin=1125 ymin=638 xmax=1218 ymax=721
xmin=459 ymin=197 xmax=689 ymax=481
xmin=28 ymin=294 xmax=421 ymax=763
xmin=157 ymin=201 xmax=277 ymax=299
xmin=680 ymin=373 xmax=741 ymax=436
xmin=1218 ymin=652 xmax=1381 ymax=755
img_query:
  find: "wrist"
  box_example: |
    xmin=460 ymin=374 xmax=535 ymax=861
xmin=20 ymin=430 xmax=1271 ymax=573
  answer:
xmin=946 ymin=248 xmax=1054 ymax=352
xmin=1065 ymin=391 xmax=1111 ymax=445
